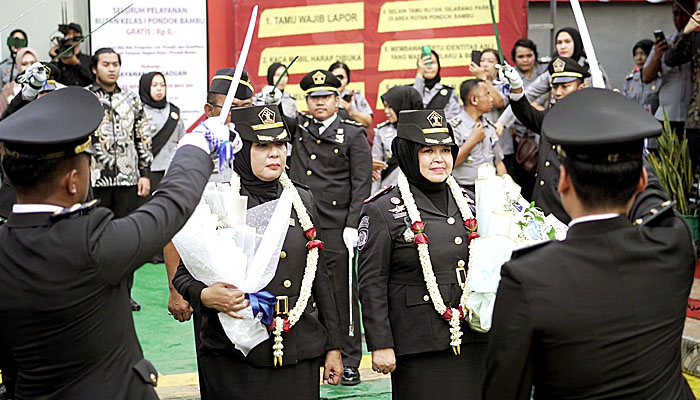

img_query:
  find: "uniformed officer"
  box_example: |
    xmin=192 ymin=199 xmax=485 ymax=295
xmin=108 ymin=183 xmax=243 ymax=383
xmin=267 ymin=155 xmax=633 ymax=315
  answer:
xmin=172 ymin=104 xmax=343 ymax=399
xmin=329 ymin=62 xmax=373 ymax=128
xmin=624 ymin=39 xmax=660 ymax=114
xmin=253 ymin=62 xmax=298 ymax=119
xmin=0 ymin=86 xmax=229 ymax=399
xmin=372 ymin=85 xmax=423 ymax=193
xmin=359 ymin=109 xmax=487 ymax=400
xmin=288 ymin=69 xmax=372 ymax=385
xmin=502 ymin=57 xmax=590 ymax=223
xmin=162 ymin=66 xmax=255 ymax=400
xmin=451 ymin=78 xmax=506 ymax=193
xmin=484 ymin=88 xmax=695 ymax=399
xmin=413 ymin=50 xmax=461 ymax=120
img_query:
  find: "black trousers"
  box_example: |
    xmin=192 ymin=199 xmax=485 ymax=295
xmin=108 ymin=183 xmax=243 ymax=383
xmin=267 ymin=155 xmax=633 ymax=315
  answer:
xmin=193 ymin=311 xmax=208 ymax=400
xmin=686 ymin=128 xmax=700 ymax=174
xmin=93 ymin=185 xmax=139 ymax=293
xmin=93 ymin=185 xmax=139 ymax=218
xmin=391 ymin=345 xmax=487 ymax=400
xmin=324 ymin=228 xmax=362 ymax=368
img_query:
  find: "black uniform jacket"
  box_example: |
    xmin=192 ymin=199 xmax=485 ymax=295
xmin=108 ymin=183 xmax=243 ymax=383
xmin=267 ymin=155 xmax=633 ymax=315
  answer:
xmin=0 ymin=145 xmax=213 ymax=400
xmin=358 ymin=185 xmax=487 ymax=357
xmin=484 ymin=173 xmax=696 ymax=399
xmin=510 ymin=94 xmax=569 ymax=223
xmin=173 ymin=183 xmax=343 ymax=367
xmin=288 ymin=113 xmax=372 ymax=230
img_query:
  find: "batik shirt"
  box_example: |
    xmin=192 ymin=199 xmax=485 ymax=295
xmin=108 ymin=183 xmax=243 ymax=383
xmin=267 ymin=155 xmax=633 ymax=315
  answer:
xmin=88 ymin=84 xmax=152 ymax=187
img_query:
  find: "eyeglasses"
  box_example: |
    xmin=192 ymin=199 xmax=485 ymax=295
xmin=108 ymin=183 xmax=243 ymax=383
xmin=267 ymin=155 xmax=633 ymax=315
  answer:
xmin=334 ymin=74 xmax=346 ymax=80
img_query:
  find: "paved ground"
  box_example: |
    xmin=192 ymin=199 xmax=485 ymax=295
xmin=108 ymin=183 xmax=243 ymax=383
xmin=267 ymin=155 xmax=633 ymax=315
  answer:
xmin=127 ymin=263 xmax=700 ymax=399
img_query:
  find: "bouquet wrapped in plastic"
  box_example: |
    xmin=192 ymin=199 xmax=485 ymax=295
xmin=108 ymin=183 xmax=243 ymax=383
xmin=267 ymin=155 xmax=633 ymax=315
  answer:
xmin=172 ymin=181 xmax=293 ymax=355
xmin=466 ymin=164 xmax=567 ymax=332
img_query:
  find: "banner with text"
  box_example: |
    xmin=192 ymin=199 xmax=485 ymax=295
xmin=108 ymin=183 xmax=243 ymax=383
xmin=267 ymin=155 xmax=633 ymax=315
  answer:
xmin=229 ymin=0 xmax=527 ymax=122
xmin=89 ymin=1 xmax=208 ymax=128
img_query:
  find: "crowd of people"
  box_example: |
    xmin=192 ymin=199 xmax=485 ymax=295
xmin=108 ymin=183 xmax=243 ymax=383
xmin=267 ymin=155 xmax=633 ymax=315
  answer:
xmin=0 ymin=2 xmax=699 ymax=399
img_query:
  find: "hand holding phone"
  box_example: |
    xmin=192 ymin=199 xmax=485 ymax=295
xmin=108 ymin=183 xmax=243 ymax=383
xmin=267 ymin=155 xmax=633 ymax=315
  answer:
xmin=421 ymin=45 xmax=432 ymax=66
xmin=471 ymin=50 xmax=482 ymax=66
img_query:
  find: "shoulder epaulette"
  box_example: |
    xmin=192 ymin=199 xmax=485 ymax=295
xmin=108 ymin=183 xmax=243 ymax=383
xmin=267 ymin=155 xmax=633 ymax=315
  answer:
xmin=449 ymin=118 xmax=462 ymax=128
xmin=376 ymin=120 xmax=391 ymax=129
xmin=291 ymin=179 xmax=310 ymax=191
xmin=301 ymin=113 xmax=312 ymax=120
xmin=50 ymin=199 xmax=100 ymax=222
xmin=625 ymin=72 xmax=635 ymax=80
xmin=287 ymin=93 xmax=296 ymax=100
xmin=442 ymin=84 xmax=454 ymax=90
xmin=632 ymin=200 xmax=675 ymax=227
xmin=341 ymin=118 xmax=364 ymax=127
xmin=364 ymin=185 xmax=393 ymax=204
xmin=510 ymin=240 xmax=554 ymax=259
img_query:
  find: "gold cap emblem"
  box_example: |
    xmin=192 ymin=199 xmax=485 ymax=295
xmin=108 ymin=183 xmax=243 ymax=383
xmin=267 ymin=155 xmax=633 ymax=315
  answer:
xmin=552 ymin=58 xmax=566 ymax=73
xmin=258 ymin=107 xmax=276 ymax=125
xmin=427 ymin=111 xmax=443 ymax=128
xmin=312 ymin=71 xmax=326 ymax=85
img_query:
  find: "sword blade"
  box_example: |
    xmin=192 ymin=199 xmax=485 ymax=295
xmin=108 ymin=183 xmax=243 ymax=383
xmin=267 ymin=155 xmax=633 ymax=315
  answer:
xmin=0 ymin=0 xmax=47 ymax=33
xmin=569 ymin=0 xmax=605 ymax=88
xmin=215 ymin=5 xmax=259 ymax=125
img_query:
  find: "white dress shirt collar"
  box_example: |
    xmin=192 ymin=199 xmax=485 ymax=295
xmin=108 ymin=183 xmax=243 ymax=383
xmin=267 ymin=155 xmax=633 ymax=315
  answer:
xmin=568 ymin=213 xmax=620 ymax=228
xmin=12 ymin=204 xmax=64 ymax=214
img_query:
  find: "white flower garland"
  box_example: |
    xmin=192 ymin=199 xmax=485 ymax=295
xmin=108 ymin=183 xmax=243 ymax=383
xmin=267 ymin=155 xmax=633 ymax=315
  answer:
xmin=269 ymin=173 xmax=320 ymax=366
xmin=397 ymin=171 xmax=477 ymax=354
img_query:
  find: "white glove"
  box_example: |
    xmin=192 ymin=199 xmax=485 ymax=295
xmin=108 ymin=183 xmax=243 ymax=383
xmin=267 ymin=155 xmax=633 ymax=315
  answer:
xmin=253 ymin=85 xmax=282 ymax=106
xmin=500 ymin=64 xmax=523 ymax=91
xmin=20 ymin=62 xmax=47 ymax=100
xmin=343 ymin=227 xmax=359 ymax=249
xmin=178 ymin=118 xmax=242 ymax=170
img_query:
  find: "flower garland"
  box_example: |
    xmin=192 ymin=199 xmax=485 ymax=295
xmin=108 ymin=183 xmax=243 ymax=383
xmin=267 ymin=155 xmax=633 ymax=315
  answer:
xmin=397 ymin=171 xmax=479 ymax=355
xmin=267 ymin=173 xmax=323 ymax=366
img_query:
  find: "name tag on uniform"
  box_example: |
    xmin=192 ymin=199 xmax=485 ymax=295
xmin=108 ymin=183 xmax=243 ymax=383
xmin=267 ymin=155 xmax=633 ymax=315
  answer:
xmin=335 ymin=128 xmax=344 ymax=144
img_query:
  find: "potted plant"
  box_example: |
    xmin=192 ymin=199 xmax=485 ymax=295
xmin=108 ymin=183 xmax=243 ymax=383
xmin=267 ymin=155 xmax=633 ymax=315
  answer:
xmin=647 ymin=111 xmax=698 ymax=240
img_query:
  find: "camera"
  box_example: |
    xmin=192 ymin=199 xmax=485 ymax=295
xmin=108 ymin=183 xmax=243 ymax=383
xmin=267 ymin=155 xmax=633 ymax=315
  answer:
xmin=50 ymin=23 xmax=83 ymax=59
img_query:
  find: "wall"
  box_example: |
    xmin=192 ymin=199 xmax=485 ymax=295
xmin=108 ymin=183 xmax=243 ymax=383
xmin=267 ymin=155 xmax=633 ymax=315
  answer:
xmin=0 ymin=0 xmax=90 ymax=64
xmin=528 ymin=1 xmax=677 ymax=91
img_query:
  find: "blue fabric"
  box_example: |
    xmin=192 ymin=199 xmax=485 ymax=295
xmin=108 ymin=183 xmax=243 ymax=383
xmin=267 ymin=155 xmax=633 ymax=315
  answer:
xmin=246 ymin=291 xmax=276 ymax=326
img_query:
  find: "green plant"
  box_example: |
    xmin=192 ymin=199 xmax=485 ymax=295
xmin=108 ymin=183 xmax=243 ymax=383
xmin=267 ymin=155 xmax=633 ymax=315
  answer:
xmin=647 ymin=110 xmax=696 ymax=216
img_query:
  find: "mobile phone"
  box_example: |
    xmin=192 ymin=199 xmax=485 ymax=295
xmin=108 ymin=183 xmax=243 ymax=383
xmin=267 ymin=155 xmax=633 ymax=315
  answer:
xmin=421 ymin=45 xmax=432 ymax=65
xmin=653 ymin=30 xmax=665 ymax=42
xmin=471 ymin=50 xmax=482 ymax=65
xmin=342 ymin=93 xmax=353 ymax=102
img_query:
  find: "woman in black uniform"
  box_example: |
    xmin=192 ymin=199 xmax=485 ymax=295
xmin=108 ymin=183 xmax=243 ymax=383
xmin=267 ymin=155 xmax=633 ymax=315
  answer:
xmin=173 ymin=105 xmax=343 ymax=399
xmin=358 ymin=109 xmax=487 ymax=399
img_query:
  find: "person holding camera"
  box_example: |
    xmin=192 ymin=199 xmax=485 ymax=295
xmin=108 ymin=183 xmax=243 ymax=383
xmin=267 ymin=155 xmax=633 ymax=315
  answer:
xmin=48 ymin=23 xmax=93 ymax=87
xmin=0 ymin=29 xmax=28 ymax=88
xmin=642 ymin=0 xmax=692 ymax=137
xmin=329 ymin=61 xmax=373 ymax=128
xmin=413 ymin=50 xmax=461 ymax=120
xmin=665 ymin=8 xmax=700 ymax=172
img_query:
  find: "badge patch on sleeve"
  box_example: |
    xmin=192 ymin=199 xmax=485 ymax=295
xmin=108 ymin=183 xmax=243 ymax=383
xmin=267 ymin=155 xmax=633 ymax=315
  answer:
xmin=358 ymin=216 xmax=370 ymax=250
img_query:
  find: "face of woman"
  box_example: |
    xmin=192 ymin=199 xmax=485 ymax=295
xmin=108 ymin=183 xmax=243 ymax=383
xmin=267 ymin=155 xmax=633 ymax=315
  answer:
xmin=150 ymin=74 xmax=166 ymax=102
xmin=418 ymin=144 xmax=453 ymax=183
xmin=421 ymin=54 xmax=439 ymax=80
xmin=273 ymin=66 xmax=288 ymax=91
xmin=633 ymin=48 xmax=648 ymax=68
xmin=384 ymin=105 xmax=398 ymax=123
xmin=556 ymin=32 xmax=575 ymax=58
xmin=514 ymin=46 xmax=535 ymax=73
xmin=331 ymin=67 xmax=349 ymax=92
xmin=250 ymin=142 xmax=287 ymax=181
xmin=480 ymin=52 xmax=499 ymax=78
xmin=19 ymin=53 xmax=37 ymax=73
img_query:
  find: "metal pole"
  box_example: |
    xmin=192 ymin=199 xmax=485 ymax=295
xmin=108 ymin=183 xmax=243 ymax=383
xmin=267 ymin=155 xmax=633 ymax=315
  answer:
xmin=550 ymin=0 xmax=557 ymax=56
